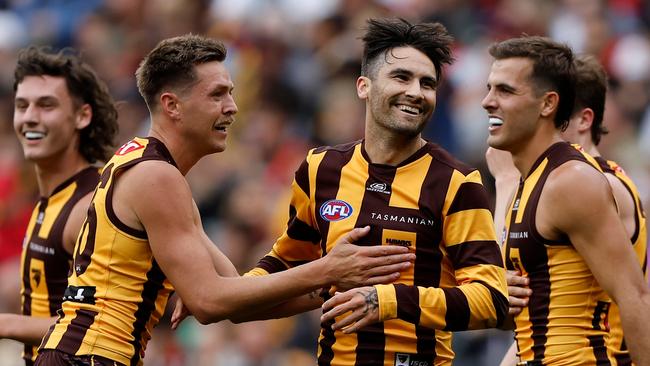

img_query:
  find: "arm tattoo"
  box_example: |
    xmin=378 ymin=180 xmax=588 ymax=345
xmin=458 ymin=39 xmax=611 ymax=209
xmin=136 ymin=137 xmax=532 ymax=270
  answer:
xmin=361 ymin=288 xmax=379 ymax=314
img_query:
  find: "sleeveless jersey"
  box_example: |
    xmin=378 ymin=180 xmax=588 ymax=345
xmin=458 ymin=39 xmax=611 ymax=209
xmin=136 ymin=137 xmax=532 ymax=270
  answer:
xmin=248 ymin=140 xmax=508 ymax=366
xmin=504 ymin=142 xmax=619 ymax=365
xmin=594 ymin=156 xmax=647 ymax=366
xmin=39 ymin=137 xmax=175 ymax=366
xmin=20 ymin=167 xmax=100 ymax=363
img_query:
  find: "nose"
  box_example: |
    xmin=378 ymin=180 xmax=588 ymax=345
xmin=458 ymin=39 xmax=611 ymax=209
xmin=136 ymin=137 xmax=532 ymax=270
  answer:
xmin=404 ymin=80 xmax=423 ymax=100
xmin=223 ymin=94 xmax=238 ymax=116
xmin=16 ymin=103 xmax=39 ymax=123
xmin=481 ymin=89 xmax=496 ymax=111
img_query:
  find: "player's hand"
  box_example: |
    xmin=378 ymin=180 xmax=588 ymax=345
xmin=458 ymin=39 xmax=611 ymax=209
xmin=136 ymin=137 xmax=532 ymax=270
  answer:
xmin=507 ymin=270 xmax=532 ymax=315
xmin=171 ymin=297 xmax=191 ymax=330
xmin=321 ymin=286 xmax=379 ymax=333
xmin=486 ymin=147 xmax=519 ymax=182
xmin=325 ymin=226 xmax=415 ymax=291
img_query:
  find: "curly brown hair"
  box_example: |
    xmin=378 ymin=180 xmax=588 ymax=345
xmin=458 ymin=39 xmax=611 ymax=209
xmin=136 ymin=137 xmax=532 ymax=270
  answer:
xmin=14 ymin=46 xmax=119 ymax=163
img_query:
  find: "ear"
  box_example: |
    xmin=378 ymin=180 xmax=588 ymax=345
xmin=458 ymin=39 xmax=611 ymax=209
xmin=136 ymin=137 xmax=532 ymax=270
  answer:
xmin=75 ymin=104 xmax=92 ymax=130
xmin=357 ymin=76 xmax=370 ymax=99
xmin=160 ymin=92 xmax=182 ymax=120
xmin=575 ymin=108 xmax=594 ymax=133
xmin=540 ymin=91 xmax=559 ymax=118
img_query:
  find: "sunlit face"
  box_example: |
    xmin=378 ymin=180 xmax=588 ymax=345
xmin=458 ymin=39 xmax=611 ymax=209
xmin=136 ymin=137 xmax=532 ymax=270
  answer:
xmin=359 ymin=46 xmax=438 ymax=138
xmin=177 ymin=61 xmax=238 ymax=154
xmin=481 ymin=57 xmax=546 ymax=152
xmin=13 ymin=75 xmax=87 ymax=165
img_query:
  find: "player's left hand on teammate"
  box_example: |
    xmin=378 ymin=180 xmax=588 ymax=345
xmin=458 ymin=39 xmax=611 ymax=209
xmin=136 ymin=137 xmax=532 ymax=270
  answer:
xmin=321 ymin=286 xmax=379 ymax=333
xmin=171 ymin=297 xmax=191 ymax=330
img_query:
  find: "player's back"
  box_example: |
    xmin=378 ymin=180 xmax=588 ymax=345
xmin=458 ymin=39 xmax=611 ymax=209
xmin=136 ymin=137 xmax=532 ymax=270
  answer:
xmin=40 ymin=137 xmax=175 ymax=366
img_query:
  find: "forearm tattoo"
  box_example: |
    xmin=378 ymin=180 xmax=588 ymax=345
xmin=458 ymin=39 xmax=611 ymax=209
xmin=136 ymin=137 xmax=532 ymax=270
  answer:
xmin=361 ymin=288 xmax=379 ymax=314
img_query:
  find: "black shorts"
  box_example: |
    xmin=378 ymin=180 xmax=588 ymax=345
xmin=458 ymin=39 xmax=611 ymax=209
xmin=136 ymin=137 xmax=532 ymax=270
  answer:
xmin=34 ymin=350 xmax=124 ymax=366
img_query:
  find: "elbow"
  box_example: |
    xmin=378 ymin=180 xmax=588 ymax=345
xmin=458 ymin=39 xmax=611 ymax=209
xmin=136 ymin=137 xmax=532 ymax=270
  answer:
xmin=184 ymin=297 xmax=231 ymax=325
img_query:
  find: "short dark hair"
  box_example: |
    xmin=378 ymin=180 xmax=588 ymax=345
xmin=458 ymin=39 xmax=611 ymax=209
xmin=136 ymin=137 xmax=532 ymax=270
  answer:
xmin=573 ymin=54 xmax=608 ymax=145
xmin=361 ymin=18 xmax=454 ymax=83
xmin=136 ymin=34 xmax=227 ymax=109
xmin=14 ymin=46 xmax=119 ymax=163
xmin=488 ymin=36 xmax=576 ymax=131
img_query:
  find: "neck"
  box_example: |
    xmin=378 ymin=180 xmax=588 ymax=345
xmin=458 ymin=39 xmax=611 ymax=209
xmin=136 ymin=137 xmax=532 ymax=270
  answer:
xmin=35 ymin=154 xmax=91 ymax=197
xmin=511 ymin=125 xmax=564 ymax=178
xmin=577 ymin=136 xmax=600 ymax=157
xmin=149 ymin=119 xmax=200 ymax=175
xmin=364 ymin=127 xmax=424 ymax=165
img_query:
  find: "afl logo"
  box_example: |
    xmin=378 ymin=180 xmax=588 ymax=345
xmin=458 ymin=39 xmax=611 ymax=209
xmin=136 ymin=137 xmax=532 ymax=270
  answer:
xmin=320 ymin=200 xmax=353 ymax=222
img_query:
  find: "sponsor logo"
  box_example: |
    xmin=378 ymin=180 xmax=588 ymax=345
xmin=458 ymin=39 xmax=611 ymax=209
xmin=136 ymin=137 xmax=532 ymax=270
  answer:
xmin=367 ymin=182 xmax=390 ymax=194
xmin=385 ymin=238 xmax=412 ymax=247
xmin=394 ymin=353 xmax=431 ymax=366
xmin=370 ymin=212 xmax=435 ymax=226
xmin=31 ymin=268 xmax=41 ymax=286
xmin=116 ymin=140 xmax=144 ymax=156
xmin=29 ymin=242 xmax=55 ymax=255
xmin=319 ymin=200 xmax=353 ymax=221
xmin=509 ymin=231 xmax=529 ymax=239
xmin=63 ymin=285 xmax=97 ymax=304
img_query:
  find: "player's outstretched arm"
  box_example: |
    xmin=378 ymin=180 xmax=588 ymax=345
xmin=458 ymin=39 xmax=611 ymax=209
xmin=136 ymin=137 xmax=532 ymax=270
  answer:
xmin=545 ymin=163 xmax=650 ymax=366
xmin=0 ymin=314 xmax=56 ymax=346
xmin=125 ymin=161 xmax=414 ymax=325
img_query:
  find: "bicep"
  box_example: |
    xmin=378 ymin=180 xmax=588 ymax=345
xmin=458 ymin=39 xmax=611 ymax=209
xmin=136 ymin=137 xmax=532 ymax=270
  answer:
xmin=547 ymin=168 xmax=646 ymax=303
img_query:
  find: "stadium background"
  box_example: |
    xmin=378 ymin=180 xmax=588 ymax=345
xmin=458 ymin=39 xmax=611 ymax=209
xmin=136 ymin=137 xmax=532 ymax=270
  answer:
xmin=1 ymin=0 xmax=649 ymax=365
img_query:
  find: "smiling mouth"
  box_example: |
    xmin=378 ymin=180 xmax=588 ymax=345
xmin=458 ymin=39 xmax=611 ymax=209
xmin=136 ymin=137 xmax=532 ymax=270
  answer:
xmin=397 ymin=104 xmax=422 ymax=115
xmin=488 ymin=117 xmax=503 ymax=127
xmin=24 ymin=131 xmax=46 ymax=140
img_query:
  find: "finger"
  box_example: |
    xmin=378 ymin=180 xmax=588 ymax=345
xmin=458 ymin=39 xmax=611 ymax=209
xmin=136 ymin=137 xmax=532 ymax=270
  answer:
xmin=332 ymin=308 xmax=365 ymax=331
xmin=341 ymin=226 xmax=371 ymax=244
xmin=363 ymin=272 xmax=401 ymax=286
xmin=508 ymin=285 xmax=532 ymax=298
xmin=508 ymin=295 xmax=528 ymax=308
xmin=506 ymin=274 xmax=529 ymax=286
xmin=322 ymin=299 xmax=358 ymax=323
xmin=363 ymin=245 xmax=411 ymax=256
xmin=342 ymin=314 xmax=374 ymax=334
xmin=509 ymin=306 xmax=523 ymax=315
xmin=366 ymin=261 xmax=412 ymax=276
xmin=322 ymin=291 xmax=354 ymax=312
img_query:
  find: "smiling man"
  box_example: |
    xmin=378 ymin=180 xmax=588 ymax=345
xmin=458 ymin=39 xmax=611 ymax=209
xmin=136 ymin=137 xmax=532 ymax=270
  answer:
xmin=249 ymin=18 xmax=508 ymax=366
xmin=0 ymin=46 xmax=118 ymax=366
xmin=482 ymin=36 xmax=650 ymax=365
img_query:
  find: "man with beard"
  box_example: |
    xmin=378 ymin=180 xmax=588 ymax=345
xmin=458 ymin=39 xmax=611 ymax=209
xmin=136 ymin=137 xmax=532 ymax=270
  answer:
xmin=250 ymin=18 xmax=508 ymax=366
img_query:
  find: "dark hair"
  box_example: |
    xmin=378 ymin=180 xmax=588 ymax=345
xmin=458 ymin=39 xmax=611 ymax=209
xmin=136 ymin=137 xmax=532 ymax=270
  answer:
xmin=573 ymin=54 xmax=608 ymax=145
xmin=136 ymin=34 xmax=227 ymax=109
xmin=361 ymin=18 xmax=454 ymax=82
xmin=14 ymin=46 xmax=119 ymax=163
xmin=488 ymin=36 xmax=576 ymax=131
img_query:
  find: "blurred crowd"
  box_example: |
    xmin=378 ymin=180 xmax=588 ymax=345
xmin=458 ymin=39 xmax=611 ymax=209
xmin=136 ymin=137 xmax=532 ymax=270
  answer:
xmin=1 ymin=0 xmax=650 ymax=365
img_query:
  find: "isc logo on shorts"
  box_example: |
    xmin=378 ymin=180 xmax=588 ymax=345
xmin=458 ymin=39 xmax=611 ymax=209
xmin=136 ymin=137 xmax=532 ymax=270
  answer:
xmin=394 ymin=352 xmax=430 ymax=366
xmin=319 ymin=199 xmax=353 ymax=222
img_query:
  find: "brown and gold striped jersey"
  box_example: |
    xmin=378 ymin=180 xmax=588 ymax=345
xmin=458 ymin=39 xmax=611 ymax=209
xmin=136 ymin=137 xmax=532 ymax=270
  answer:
xmin=39 ymin=137 xmax=175 ymax=366
xmin=594 ymin=156 xmax=647 ymax=366
xmin=249 ymin=140 xmax=508 ymax=366
xmin=504 ymin=142 xmax=622 ymax=365
xmin=20 ymin=167 xmax=99 ymax=363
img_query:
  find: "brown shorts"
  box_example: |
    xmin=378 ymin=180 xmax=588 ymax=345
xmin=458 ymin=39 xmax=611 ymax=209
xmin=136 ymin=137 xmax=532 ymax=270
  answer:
xmin=34 ymin=349 xmax=125 ymax=366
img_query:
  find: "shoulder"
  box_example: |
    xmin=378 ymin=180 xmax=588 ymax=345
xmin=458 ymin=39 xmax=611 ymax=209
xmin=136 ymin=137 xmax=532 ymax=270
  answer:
xmin=427 ymin=143 xmax=477 ymax=177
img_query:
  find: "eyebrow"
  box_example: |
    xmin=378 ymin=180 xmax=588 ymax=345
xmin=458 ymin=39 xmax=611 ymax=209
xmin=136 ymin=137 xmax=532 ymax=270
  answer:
xmin=388 ymin=68 xmax=438 ymax=85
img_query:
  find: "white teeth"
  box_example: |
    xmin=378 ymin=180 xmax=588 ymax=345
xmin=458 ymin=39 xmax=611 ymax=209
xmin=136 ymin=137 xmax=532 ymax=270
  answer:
xmin=489 ymin=117 xmax=503 ymax=126
xmin=398 ymin=105 xmax=419 ymax=114
xmin=24 ymin=131 xmax=45 ymax=140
